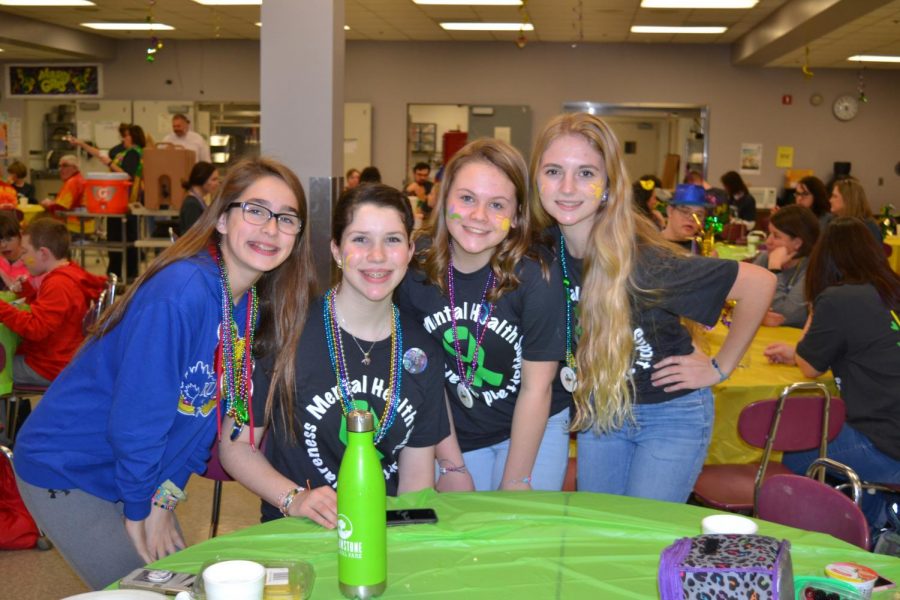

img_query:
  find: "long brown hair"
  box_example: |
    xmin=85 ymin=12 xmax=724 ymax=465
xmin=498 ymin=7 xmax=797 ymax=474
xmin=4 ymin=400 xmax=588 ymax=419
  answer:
xmin=805 ymin=216 xmax=900 ymax=307
xmin=530 ymin=112 xmax=675 ymax=433
xmin=92 ymin=157 xmax=317 ymax=437
xmin=832 ymin=177 xmax=874 ymax=220
xmin=769 ymin=205 xmax=819 ymax=258
xmin=418 ymin=138 xmax=537 ymax=302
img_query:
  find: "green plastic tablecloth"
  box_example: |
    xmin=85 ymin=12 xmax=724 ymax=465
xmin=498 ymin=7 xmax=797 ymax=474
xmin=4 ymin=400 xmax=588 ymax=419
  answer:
xmin=140 ymin=489 xmax=900 ymax=599
xmin=714 ymin=242 xmax=759 ymax=262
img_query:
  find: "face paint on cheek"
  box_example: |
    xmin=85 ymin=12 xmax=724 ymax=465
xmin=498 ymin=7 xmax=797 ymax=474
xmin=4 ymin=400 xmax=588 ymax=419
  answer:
xmin=343 ymin=251 xmax=362 ymax=267
xmin=590 ymin=183 xmax=604 ymax=201
xmin=499 ymin=217 xmax=511 ymax=232
xmin=23 ymin=256 xmax=35 ymax=267
xmin=447 ymin=204 xmax=463 ymax=221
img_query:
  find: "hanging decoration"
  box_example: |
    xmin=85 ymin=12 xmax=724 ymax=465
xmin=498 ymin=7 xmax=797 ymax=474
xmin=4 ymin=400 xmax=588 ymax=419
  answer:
xmin=515 ymin=0 xmax=531 ymax=49
xmin=571 ymin=0 xmax=584 ymax=48
xmin=857 ymin=67 xmax=868 ymax=103
xmin=801 ymin=46 xmax=814 ymax=79
xmin=145 ymin=0 xmax=164 ymax=63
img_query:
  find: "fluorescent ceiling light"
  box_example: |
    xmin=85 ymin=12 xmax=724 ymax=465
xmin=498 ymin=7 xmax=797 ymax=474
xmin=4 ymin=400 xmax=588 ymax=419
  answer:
xmin=441 ymin=22 xmax=534 ymax=31
xmin=192 ymin=0 xmax=261 ymax=5
xmin=640 ymin=0 xmax=757 ymax=8
xmin=415 ymin=0 xmax=522 ymax=5
xmin=0 ymin=0 xmax=95 ymax=5
xmin=848 ymin=54 xmax=900 ymax=63
xmin=82 ymin=22 xmax=175 ymax=31
xmin=631 ymin=25 xmax=726 ymax=34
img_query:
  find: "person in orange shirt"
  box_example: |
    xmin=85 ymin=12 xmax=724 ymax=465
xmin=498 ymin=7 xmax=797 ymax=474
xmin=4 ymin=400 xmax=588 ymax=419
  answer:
xmin=40 ymin=155 xmax=91 ymax=234
xmin=0 ymin=165 xmax=18 ymax=208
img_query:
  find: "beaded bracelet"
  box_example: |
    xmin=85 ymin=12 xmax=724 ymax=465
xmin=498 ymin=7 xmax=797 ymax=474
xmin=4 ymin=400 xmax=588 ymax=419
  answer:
xmin=506 ymin=475 xmax=532 ymax=486
xmin=152 ymin=486 xmax=179 ymax=511
xmin=711 ymin=357 xmax=728 ymax=383
xmin=438 ymin=460 xmax=468 ymax=476
xmin=279 ymin=485 xmax=307 ymax=517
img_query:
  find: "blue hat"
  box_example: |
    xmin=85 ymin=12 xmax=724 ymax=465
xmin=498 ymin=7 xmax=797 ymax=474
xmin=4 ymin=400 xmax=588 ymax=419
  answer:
xmin=670 ymin=184 xmax=711 ymax=207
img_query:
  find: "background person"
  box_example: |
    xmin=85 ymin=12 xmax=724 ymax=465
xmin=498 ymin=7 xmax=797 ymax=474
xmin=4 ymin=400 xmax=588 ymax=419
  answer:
xmin=13 ymin=157 xmax=316 ymax=590
xmin=721 ymin=170 xmax=756 ymax=227
xmin=359 ymin=166 xmax=382 ymax=184
xmin=631 ymin=175 xmax=665 ymax=230
xmin=221 ymin=183 xmax=446 ymax=527
xmin=162 ymin=113 xmax=211 ymax=163
xmin=179 ymin=161 xmax=220 ymax=235
xmin=793 ymin=175 xmax=831 ymax=230
xmin=7 ymin=160 xmax=36 ymax=205
xmin=754 ymin=205 xmax=820 ymax=328
xmin=0 ymin=218 xmax=106 ymax=387
xmin=829 ymin=177 xmax=882 ymax=242
xmin=344 ymin=168 xmax=360 ymax=192
xmin=764 ymin=216 xmax=900 ymax=530
xmin=661 ymin=184 xmax=710 ymax=253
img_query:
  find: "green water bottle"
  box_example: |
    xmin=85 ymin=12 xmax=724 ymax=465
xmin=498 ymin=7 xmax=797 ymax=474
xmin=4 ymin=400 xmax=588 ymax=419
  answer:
xmin=337 ymin=409 xmax=386 ymax=599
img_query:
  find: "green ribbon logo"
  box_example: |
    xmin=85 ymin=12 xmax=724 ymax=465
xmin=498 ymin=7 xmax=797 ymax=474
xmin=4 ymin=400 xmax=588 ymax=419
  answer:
xmin=442 ymin=325 xmax=504 ymax=387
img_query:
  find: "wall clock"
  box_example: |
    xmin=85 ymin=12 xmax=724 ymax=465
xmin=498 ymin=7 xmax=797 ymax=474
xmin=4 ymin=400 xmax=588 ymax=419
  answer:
xmin=832 ymin=94 xmax=859 ymax=121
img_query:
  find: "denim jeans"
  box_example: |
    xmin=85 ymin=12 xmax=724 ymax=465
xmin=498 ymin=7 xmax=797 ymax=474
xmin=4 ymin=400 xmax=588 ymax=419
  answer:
xmin=783 ymin=423 xmax=900 ymax=529
xmin=464 ymin=408 xmax=570 ymax=491
xmin=577 ymin=388 xmax=714 ymax=503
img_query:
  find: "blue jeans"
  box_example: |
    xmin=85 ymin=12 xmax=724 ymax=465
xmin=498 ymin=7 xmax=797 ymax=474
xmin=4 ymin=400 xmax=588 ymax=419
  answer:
xmin=783 ymin=424 xmax=900 ymax=529
xmin=464 ymin=408 xmax=570 ymax=491
xmin=577 ymin=388 xmax=714 ymax=503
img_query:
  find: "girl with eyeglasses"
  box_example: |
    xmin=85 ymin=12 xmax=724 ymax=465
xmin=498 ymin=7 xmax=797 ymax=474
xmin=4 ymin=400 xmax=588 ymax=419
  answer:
xmin=220 ymin=183 xmax=446 ymax=527
xmin=530 ymin=113 xmax=774 ymax=503
xmin=14 ymin=158 xmax=316 ymax=590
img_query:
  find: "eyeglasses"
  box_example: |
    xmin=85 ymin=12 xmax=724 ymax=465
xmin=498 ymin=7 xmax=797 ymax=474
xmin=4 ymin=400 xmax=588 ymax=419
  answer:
xmin=673 ymin=205 xmax=707 ymax=218
xmin=227 ymin=201 xmax=302 ymax=235
xmin=795 ymin=190 xmax=811 ymax=197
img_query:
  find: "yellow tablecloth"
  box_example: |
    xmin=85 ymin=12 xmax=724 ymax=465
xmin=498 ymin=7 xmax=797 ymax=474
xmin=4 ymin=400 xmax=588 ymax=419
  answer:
xmin=19 ymin=204 xmax=44 ymax=225
xmin=702 ymin=323 xmax=835 ymax=465
xmin=886 ymin=235 xmax=900 ymax=274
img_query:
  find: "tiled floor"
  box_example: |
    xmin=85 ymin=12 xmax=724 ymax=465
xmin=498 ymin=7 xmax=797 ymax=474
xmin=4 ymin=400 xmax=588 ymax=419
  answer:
xmin=1 ymin=475 xmax=262 ymax=599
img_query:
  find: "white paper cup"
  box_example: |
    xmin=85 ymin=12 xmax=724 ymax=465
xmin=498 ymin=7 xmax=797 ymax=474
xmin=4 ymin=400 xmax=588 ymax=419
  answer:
xmin=701 ymin=514 xmax=759 ymax=535
xmin=202 ymin=560 xmax=265 ymax=600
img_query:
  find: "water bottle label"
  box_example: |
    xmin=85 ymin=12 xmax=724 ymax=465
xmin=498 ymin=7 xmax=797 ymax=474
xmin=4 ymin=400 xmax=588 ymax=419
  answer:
xmin=337 ymin=514 xmax=363 ymax=559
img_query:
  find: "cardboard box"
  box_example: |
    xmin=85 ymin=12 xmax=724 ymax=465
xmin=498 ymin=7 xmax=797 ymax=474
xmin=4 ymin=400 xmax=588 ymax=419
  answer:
xmin=142 ymin=142 xmax=196 ymax=209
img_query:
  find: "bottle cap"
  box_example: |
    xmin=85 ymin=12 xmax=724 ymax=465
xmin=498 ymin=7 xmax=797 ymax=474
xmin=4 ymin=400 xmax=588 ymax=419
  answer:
xmin=346 ymin=409 xmax=374 ymax=433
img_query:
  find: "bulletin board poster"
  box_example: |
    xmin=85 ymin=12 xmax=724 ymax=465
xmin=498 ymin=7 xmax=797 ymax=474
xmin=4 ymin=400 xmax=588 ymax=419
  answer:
xmin=6 ymin=64 xmax=102 ymax=98
xmin=739 ymin=143 xmax=762 ymax=175
xmin=0 ymin=114 xmax=7 ymax=158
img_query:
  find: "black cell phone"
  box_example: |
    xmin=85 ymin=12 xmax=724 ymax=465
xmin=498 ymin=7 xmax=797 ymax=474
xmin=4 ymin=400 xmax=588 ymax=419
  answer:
xmin=874 ymin=574 xmax=896 ymax=592
xmin=386 ymin=508 xmax=438 ymax=526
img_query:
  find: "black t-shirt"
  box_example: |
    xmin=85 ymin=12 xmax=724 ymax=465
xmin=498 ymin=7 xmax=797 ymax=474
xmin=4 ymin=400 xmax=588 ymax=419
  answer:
xmin=630 ymin=247 xmax=738 ymax=404
xmin=252 ymin=297 xmax=448 ymax=522
xmin=396 ymin=249 xmax=566 ymax=452
xmin=796 ymin=284 xmax=900 ymax=460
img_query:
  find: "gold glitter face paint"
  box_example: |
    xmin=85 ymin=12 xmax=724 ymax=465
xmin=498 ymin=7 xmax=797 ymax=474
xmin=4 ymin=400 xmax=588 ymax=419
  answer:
xmin=499 ymin=217 xmax=511 ymax=232
xmin=590 ymin=183 xmax=604 ymax=201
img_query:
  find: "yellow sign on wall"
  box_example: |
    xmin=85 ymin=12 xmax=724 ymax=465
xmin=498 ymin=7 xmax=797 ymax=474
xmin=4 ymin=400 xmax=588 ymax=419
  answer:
xmin=776 ymin=146 xmax=794 ymax=168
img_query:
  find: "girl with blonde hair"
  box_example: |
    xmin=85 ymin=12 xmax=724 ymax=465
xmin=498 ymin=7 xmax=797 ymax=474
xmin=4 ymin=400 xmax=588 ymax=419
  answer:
xmin=397 ymin=138 xmax=568 ymax=492
xmin=531 ymin=113 xmax=774 ymax=502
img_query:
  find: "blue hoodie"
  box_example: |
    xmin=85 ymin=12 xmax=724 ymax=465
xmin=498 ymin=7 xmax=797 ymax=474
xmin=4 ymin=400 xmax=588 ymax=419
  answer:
xmin=15 ymin=250 xmax=251 ymax=521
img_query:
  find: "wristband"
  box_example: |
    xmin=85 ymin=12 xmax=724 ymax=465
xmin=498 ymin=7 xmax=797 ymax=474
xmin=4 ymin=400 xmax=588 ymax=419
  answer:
xmin=438 ymin=460 xmax=468 ymax=476
xmin=506 ymin=475 xmax=532 ymax=486
xmin=279 ymin=485 xmax=306 ymax=517
xmin=152 ymin=485 xmax=180 ymax=511
xmin=711 ymin=357 xmax=728 ymax=382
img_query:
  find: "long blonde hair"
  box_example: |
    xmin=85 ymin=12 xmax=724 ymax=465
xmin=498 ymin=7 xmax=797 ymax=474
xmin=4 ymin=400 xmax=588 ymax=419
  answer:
xmin=530 ymin=113 xmax=671 ymax=433
xmin=91 ymin=157 xmax=317 ymax=440
xmin=418 ymin=138 xmax=538 ymax=302
xmin=832 ymin=177 xmax=874 ymax=220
